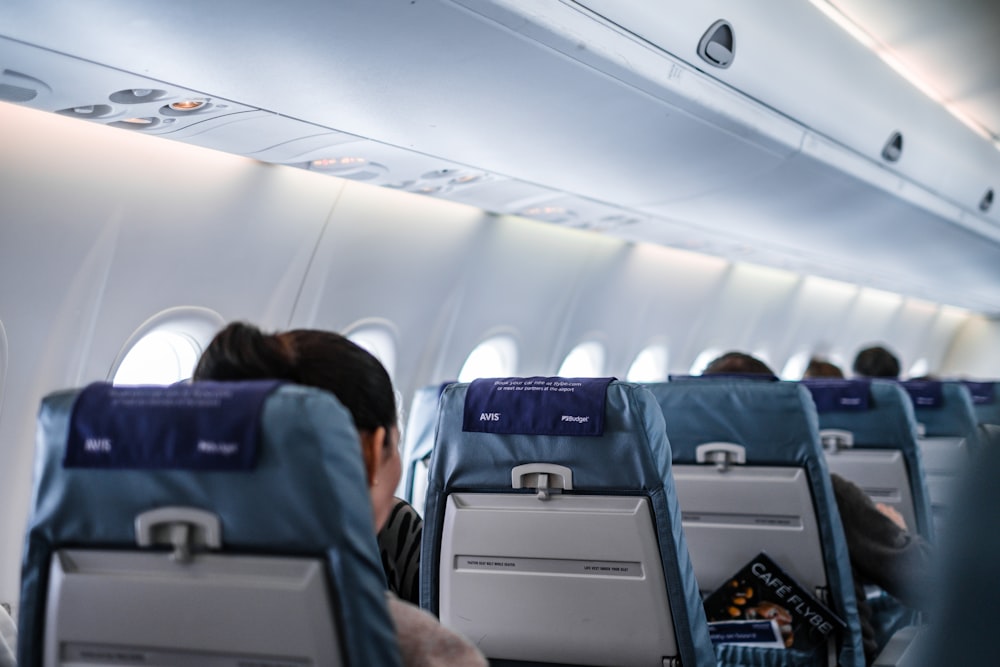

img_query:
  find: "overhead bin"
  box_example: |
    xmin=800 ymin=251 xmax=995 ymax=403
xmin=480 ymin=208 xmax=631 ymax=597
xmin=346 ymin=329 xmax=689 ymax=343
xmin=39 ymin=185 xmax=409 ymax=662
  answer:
xmin=566 ymin=0 xmax=999 ymax=223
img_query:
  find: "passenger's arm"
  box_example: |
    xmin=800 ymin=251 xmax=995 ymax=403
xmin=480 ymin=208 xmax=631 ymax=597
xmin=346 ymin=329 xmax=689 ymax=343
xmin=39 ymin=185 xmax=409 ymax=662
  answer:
xmin=830 ymin=474 xmax=933 ymax=611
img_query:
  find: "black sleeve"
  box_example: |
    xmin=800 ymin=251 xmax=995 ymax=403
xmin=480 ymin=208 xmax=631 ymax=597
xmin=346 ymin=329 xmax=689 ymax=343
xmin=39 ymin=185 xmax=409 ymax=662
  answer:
xmin=829 ymin=473 xmax=933 ymax=611
xmin=377 ymin=498 xmax=424 ymax=606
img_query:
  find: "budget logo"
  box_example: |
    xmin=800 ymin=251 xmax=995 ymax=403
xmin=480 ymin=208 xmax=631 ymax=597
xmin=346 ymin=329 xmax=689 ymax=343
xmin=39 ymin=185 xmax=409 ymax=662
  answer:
xmin=561 ymin=415 xmax=590 ymax=424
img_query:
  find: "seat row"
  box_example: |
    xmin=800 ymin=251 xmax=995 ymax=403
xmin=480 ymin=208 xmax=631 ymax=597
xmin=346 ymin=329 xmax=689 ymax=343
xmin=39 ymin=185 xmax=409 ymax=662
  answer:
xmin=15 ymin=376 xmax=996 ymax=666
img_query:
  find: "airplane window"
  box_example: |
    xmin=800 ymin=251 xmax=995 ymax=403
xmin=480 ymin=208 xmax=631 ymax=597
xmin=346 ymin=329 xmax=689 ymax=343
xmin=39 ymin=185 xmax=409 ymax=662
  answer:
xmin=627 ymin=345 xmax=669 ymax=382
xmin=908 ymin=358 xmax=929 ymax=379
xmin=689 ymin=348 xmax=722 ymax=376
xmin=111 ymin=307 xmax=225 ymax=385
xmin=558 ymin=341 xmax=606 ymax=378
xmin=458 ymin=335 xmax=518 ymax=382
xmin=346 ymin=325 xmax=398 ymax=380
xmin=781 ymin=352 xmax=811 ymax=380
xmin=113 ymin=330 xmax=201 ymax=385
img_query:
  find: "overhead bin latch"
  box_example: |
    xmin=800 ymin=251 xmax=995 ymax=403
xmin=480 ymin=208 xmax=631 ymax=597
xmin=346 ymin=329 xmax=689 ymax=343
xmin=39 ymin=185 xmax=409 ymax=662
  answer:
xmin=697 ymin=19 xmax=736 ymax=69
xmin=512 ymin=463 xmax=573 ymax=501
xmin=135 ymin=506 xmax=222 ymax=564
xmin=819 ymin=429 xmax=854 ymax=453
xmin=695 ymin=442 xmax=746 ymax=473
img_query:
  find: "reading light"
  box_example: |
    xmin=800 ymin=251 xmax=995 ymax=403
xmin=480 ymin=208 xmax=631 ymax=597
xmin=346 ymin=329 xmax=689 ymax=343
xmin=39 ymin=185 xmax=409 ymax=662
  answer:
xmin=168 ymin=99 xmax=208 ymax=111
xmin=122 ymin=117 xmax=154 ymax=125
xmin=73 ymin=106 xmax=95 ymax=115
xmin=131 ymin=89 xmax=153 ymax=98
xmin=450 ymin=173 xmax=484 ymax=185
xmin=310 ymin=156 xmax=369 ymax=173
xmin=519 ymin=206 xmax=575 ymax=223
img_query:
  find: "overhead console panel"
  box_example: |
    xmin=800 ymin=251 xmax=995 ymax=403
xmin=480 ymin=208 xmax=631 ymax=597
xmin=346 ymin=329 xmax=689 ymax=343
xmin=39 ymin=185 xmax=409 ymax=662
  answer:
xmin=0 ymin=0 xmax=998 ymax=310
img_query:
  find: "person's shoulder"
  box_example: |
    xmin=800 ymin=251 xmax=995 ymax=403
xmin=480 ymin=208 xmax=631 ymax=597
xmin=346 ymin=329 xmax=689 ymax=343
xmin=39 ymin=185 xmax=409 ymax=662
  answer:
xmin=830 ymin=472 xmax=868 ymax=503
xmin=386 ymin=593 xmax=487 ymax=667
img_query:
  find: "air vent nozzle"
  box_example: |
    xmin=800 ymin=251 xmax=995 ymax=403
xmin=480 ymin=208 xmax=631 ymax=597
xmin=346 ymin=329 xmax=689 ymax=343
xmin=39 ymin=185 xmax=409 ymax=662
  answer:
xmin=0 ymin=69 xmax=50 ymax=102
xmin=882 ymin=131 xmax=904 ymax=162
xmin=697 ymin=20 xmax=735 ymax=69
xmin=981 ymin=188 xmax=994 ymax=213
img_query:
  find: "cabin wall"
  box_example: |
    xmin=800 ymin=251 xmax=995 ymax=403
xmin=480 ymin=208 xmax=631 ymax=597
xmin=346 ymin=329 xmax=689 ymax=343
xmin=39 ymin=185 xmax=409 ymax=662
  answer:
xmin=0 ymin=101 xmax=984 ymax=611
xmin=940 ymin=317 xmax=1000 ymax=377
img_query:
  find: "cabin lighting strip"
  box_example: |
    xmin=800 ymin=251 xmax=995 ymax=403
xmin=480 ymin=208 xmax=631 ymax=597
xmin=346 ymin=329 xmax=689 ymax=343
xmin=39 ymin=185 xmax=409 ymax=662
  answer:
xmin=809 ymin=0 xmax=1000 ymax=152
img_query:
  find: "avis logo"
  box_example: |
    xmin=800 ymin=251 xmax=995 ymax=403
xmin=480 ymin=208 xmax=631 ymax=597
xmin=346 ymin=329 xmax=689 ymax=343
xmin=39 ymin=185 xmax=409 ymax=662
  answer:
xmin=479 ymin=412 xmax=501 ymax=421
xmin=84 ymin=438 xmax=112 ymax=453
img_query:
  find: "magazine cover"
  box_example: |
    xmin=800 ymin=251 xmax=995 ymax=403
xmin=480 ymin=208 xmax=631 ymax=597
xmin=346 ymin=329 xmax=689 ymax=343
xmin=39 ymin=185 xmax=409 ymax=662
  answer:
xmin=703 ymin=552 xmax=846 ymax=650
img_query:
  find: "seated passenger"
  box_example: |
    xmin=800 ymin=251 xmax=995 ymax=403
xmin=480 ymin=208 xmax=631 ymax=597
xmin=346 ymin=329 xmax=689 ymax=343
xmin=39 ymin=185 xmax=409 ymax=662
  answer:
xmin=704 ymin=351 xmax=776 ymax=377
xmin=703 ymin=352 xmax=932 ymax=665
xmin=852 ymin=345 xmax=901 ymax=379
xmin=193 ymin=322 xmax=486 ymax=667
xmin=803 ymin=357 xmax=845 ymax=379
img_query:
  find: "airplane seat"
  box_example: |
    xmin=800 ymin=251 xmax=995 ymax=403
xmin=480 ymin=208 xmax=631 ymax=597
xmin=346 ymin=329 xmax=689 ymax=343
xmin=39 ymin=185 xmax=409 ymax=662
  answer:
xmin=419 ymin=377 xmax=716 ymax=667
xmin=981 ymin=423 xmax=1000 ymax=448
xmin=960 ymin=380 xmax=1000 ymax=427
xmin=646 ymin=378 xmax=864 ymax=667
xmin=802 ymin=379 xmax=931 ymax=654
xmin=910 ymin=430 xmax=1000 ymax=667
xmin=803 ymin=379 xmax=933 ymax=542
xmin=902 ymin=380 xmax=980 ymax=447
xmin=900 ymin=380 xmax=978 ymax=536
xmin=398 ymin=381 xmax=453 ymax=517
xmin=18 ymin=381 xmax=402 ymax=667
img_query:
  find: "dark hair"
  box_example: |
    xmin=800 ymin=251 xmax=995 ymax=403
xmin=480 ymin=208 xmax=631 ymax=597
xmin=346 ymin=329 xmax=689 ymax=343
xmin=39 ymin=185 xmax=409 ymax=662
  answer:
xmin=193 ymin=322 xmax=397 ymax=434
xmin=803 ymin=358 xmax=844 ymax=379
xmin=703 ymin=351 xmax=775 ymax=377
xmin=852 ymin=345 xmax=900 ymax=379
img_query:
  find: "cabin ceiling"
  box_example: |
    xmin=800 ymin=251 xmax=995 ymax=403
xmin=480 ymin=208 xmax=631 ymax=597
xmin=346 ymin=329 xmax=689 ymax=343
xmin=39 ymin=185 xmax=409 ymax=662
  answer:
xmin=1 ymin=0 xmax=999 ymax=315
xmin=832 ymin=0 xmax=1000 ymax=146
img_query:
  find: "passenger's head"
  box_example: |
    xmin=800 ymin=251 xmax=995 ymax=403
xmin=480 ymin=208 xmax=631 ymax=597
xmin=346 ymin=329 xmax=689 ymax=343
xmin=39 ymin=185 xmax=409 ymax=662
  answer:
xmin=852 ymin=345 xmax=900 ymax=379
xmin=193 ymin=321 xmax=401 ymax=529
xmin=703 ymin=351 xmax=775 ymax=377
xmin=803 ymin=358 xmax=845 ymax=379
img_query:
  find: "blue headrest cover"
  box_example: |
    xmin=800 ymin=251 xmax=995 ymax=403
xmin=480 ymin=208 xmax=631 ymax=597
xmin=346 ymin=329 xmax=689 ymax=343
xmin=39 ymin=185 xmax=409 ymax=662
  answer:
xmin=463 ymin=376 xmax=614 ymax=436
xmin=900 ymin=380 xmax=944 ymax=408
xmin=809 ymin=381 xmax=917 ymax=448
xmin=965 ymin=381 xmax=1000 ymax=427
xmin=962 ymin=381 xmax=996 ymax=405
xmin=420 ymin=380 xmax=716 ymax=667
xmin=811 ymin=380 xmax=933 ymax=541
xmin=802 ymin=379 xmax=871 ymax=413
xmin=645 ymin=378 xmax=864 ymax=667
xmin=65 ymin=381 xmax=277 ymax=470
xmin=905 ymin=381 xmax=980 ymax=446
xmin=20 ymin=382 xmax=401 ymax=667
